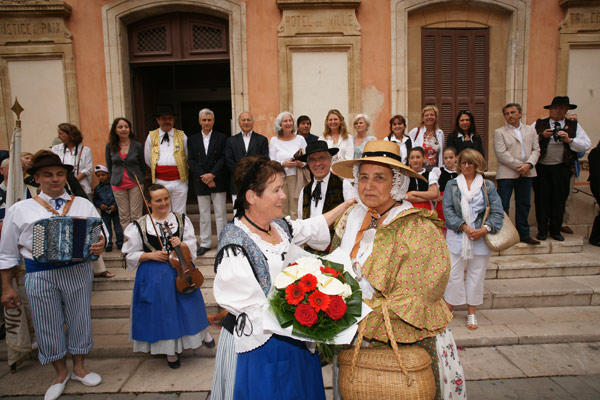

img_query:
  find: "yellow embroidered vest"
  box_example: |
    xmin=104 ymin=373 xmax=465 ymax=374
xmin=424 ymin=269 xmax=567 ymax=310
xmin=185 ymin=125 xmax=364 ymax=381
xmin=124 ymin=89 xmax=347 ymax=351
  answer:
xmin=149 ymin=129 xmax=188 ymax=182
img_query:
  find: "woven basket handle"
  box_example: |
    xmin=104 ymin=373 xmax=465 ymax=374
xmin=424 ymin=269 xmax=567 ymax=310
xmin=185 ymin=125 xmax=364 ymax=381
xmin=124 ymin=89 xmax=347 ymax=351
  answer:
xmin=349 ymin=297 xmax=413 ymax=385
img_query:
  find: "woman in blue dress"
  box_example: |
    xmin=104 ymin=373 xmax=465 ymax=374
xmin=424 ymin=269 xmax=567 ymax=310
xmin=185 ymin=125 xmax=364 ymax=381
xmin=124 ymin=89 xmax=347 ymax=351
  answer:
xmin=122 ymin=184 xmax=214 ymax=368
xmin=213 ymin=156 xmax=354 ymax=399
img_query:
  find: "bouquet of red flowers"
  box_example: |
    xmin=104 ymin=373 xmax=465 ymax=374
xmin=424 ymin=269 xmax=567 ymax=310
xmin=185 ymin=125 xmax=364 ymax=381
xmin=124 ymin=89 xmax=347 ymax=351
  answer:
xmin=269 ymin=256 xmax=362 ymax=344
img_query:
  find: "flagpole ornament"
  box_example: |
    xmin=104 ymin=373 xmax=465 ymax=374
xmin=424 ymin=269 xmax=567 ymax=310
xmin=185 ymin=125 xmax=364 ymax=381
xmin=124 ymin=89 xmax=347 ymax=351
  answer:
xmin=11 ymin=98 xmax=24 ymax=128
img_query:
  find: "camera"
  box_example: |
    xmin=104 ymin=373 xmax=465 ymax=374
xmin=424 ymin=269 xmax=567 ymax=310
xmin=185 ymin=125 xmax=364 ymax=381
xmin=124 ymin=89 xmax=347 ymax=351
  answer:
xmin=552 ymin=124 xmax=561 ymax=142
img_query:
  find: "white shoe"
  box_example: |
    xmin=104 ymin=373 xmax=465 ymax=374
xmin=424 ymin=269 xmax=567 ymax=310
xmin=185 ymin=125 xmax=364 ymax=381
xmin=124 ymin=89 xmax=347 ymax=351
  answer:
xmin=70 ymin=371 xmax=102 ymax=387
xmin=45 ymin=375 xmax=69 ymax=400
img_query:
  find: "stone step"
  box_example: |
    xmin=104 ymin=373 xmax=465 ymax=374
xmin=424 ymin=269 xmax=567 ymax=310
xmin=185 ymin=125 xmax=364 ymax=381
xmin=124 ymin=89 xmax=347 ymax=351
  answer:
xmin=479 ymin=275 xmax=600 ymax=309
xmin=492 ymin=235 xmax=583 ymax=256
xmin=90 ymin=289 xmax=220 ymax=319
xmin=450 ymin=306 xmax=600 ymax=348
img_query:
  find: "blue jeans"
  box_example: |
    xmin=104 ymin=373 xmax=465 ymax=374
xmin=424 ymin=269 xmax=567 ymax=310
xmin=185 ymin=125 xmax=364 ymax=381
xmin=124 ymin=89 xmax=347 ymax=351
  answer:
xmin=496 ymin=177 xmax=533 ymax=239
xmin=101 ymin=211 xmax=124 ymax=247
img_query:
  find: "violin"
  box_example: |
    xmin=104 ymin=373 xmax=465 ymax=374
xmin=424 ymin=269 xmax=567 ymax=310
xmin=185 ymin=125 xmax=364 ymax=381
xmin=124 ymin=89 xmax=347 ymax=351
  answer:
xmin=159 ymin=221 xmax=204 ymax=294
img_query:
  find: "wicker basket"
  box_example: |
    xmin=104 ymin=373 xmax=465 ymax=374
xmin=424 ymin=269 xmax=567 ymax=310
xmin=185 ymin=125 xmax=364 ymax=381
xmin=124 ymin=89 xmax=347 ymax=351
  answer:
xmin=337 ymin=299 xmax=436 ymax=400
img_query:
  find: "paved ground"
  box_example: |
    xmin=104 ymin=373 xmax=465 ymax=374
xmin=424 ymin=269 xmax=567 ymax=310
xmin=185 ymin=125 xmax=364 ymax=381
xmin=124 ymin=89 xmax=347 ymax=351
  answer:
xmin=2 ymin=341 xmax=600 ymax=399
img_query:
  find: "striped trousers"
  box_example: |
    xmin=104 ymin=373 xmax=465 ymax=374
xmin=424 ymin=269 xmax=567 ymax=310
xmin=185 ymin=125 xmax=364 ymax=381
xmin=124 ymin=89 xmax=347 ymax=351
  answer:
xmin=24 ymin=262 xmax=94 ymax=364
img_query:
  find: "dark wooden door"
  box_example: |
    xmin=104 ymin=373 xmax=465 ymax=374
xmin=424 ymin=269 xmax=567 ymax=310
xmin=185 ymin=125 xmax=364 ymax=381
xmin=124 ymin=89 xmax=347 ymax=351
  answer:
xmin=422 ymin=28 xmax=490 ymax=155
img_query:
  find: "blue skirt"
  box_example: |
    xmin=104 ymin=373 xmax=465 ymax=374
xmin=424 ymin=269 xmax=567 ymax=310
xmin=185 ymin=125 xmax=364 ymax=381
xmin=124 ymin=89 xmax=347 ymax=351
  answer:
xmin=234 ymin=335 xmax=325 ymax=400
xmin=131 ymin=260 xmax=209 ymax=343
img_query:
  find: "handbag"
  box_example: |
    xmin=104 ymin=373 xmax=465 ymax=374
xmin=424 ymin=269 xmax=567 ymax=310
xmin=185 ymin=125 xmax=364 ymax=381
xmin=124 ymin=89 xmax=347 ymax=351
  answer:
xmin=482 ymin=183 xmax=519 ymax=251
xmin=337 ymin=298 xmax=436 ymax=400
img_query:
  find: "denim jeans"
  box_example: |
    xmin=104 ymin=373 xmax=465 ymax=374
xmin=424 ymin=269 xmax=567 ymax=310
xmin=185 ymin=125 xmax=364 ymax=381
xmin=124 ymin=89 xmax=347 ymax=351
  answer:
xmin=496 ymin=177 xmax=533 ymax=239
xmin=101 ymin=211 xmax=124 ymax=246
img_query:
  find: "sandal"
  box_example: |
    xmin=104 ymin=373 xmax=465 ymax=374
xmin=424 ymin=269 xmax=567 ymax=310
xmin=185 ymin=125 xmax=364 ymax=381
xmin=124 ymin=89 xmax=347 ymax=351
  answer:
xmin=467 ymin=314 xmax=478 ymax=330
xmin=94 ymin=271 xmax=115 ymax=279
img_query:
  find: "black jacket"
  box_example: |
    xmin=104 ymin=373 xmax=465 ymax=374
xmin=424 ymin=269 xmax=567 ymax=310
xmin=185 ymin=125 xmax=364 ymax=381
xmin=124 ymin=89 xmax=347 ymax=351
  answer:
xmin=224 ymin=131 xmax=269 ymax=194
xmin=188 ymin=130 xmax=229 ymax=195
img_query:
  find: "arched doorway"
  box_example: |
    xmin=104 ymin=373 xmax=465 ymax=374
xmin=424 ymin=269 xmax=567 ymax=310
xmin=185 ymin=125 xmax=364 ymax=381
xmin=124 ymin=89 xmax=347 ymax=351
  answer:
xmin=128 ymin=12 xmax=232 ymax=142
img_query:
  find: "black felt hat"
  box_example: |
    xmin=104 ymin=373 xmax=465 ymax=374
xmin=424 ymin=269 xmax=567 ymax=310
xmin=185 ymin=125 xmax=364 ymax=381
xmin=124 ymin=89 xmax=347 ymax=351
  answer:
xmin=544 ymin=96 xmax=577 ymax=110
xmin=297 ymin=140 xmax=339 ymax=162
xmin=27 ymin=151 xmax=73 ymax=175
xmin=154 ymin=105 xmax=177 ymax=117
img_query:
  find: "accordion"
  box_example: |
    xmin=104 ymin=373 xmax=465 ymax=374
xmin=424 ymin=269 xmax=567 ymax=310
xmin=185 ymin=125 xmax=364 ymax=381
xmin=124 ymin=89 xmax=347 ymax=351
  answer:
xmin=32 ymin=217 xmax=103 ymax=264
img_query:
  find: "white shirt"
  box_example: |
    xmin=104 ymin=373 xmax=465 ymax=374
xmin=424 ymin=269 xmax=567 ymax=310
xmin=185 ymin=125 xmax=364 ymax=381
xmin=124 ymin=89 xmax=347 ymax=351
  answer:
xmin=202 ymin=130 xmax=212 ymax=153
xmin=322 ymin=135 xmax=354 ymax=163
xmin=296 ymin=172 xmax=354 ymax=219
xmin=241 ymin=131 xmax=253 ymax=152
xmin=122 ymin=213 xmax=197 ymax=271
xmin=51 ymin=144 xmax=93 ymax=195
xmin=144 ymin=128 xmax=189 ymax=168
xmin=384 ymin=135 xmax=410 ymax=164
xmin=269 ymin=135 xmax=307 ymax=176
xmin=213 ymin=216 xmax=330 ymax=353
xmin=0 ymin=191 xmax=103 ymax=269
xmin=427 ymin=167 xmax=441 ymax=188
xmin=508 ymin=123 xmax=526 ymax=160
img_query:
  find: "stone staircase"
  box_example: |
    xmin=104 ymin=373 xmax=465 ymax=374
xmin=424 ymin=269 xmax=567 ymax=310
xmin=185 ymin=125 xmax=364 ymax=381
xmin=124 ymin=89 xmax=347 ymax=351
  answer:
xmin=1 ymin=205 xmax=599 ymax=360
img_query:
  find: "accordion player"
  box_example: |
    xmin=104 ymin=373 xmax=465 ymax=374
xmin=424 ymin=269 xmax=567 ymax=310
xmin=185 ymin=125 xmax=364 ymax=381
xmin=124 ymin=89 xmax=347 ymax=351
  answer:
xmin=32 ymin=216 xmax=104 ymax=264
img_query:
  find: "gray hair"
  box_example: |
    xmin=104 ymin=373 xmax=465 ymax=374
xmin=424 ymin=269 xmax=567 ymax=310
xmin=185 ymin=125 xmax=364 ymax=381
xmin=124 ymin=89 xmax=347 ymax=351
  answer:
xmin=353 ymin=113 xmax=371 ymax=130
xmin=1 ymin=158 xmax=9 ymax=169
xmin=274 ymin=111 xmax=296 ymax=135
xmin=238 ymin=111 xmax=254 ymax=121
xmin=199 ymin=108 xmax=215 ymax=118
xmin=502 ymin=103 xmax=522 ymax=114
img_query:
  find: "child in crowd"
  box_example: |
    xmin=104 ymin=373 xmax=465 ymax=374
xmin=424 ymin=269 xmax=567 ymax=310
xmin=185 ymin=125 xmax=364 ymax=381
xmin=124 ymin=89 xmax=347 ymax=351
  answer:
xmin=432 ymin=147 xmax=459 ymax=225
xmin=93 ymin=164 xmax=124 ymax=252
xmin=405 ymin=146 xmax=439 ymax=210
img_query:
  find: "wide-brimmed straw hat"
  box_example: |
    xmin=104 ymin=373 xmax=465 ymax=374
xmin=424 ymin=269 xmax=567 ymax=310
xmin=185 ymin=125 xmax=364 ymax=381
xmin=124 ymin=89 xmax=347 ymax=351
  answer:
xmin=332 ymin=140 xmax=425 ymax=181
xmin=27 ymin=151 xmax=73 ymax=175
xmin=543 ymin=96 xmax=577 ymax=110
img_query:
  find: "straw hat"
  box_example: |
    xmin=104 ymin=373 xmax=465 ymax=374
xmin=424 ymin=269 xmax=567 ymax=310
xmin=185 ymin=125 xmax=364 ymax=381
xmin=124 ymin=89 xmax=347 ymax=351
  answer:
xmin=332 ymin=140 xmax=425 ymax=181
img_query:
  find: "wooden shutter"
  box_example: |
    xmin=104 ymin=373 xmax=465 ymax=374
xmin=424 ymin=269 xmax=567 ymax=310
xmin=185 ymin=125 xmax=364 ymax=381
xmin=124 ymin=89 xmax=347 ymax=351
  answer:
xmin=421 ymin=28 xmax=490 ymax=157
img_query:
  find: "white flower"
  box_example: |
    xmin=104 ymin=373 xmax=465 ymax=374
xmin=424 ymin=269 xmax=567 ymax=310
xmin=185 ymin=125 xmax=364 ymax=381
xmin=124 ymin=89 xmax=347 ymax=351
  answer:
xmin=295 ymin=256 xmax=322 ymax=276
xmin=317 ymin=274 xmax=346 ymax=296
xmin=273 ymin=265 xmax=302 ymax=289
xmin=341 ymin=283 xmax=353 ymax=299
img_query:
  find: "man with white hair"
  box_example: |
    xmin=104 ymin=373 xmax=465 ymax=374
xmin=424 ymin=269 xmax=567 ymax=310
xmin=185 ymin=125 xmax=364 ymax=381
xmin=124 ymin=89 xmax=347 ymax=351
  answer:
xmin=188 ymin=108 xmax=228 ymax=256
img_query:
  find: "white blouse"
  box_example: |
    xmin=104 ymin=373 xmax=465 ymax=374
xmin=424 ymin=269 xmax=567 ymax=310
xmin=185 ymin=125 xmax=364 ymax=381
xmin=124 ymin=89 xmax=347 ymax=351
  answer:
xmin=269 ymin=135 xmax=307 ymax=176
xmin=51 ymin=144 xmax=93 ymax=195
xmin=122 ymin=213 xmax=197 ymax=271
xmin=213 ymin=216 xmax=330 ymax=353
xmin=322 ymin=135 xmax=354 ymax=163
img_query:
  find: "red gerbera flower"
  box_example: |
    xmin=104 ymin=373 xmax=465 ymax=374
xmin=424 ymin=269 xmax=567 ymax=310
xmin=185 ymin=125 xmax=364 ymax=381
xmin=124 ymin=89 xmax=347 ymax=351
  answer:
xmin=320 ymin=266 xmax=339 ymax=278
xmin=298 ymin=274 xmax=318 ymax=293
xmin=308 ymin=290 xmax=331 ymax=312
xmin=285 ymin=283 xmax=305 ymax=305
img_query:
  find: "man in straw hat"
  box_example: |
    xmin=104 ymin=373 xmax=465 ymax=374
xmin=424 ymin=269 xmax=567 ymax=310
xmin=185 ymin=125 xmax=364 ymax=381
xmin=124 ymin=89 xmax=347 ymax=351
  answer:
xmin=0 ymin=150 xmax=106 ymax=400
xmin=531 ymin=96 xmax=591 ymax=241
xmin=144 ymin=105 xmax=189 ymax=214
xmin=327 ymin=140 xmax=465 ymax=400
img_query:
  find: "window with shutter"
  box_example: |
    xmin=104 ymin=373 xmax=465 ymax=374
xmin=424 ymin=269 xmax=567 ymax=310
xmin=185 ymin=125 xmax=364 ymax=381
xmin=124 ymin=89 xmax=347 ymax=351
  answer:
xmin=421 ymin=28 xmax=490 ymax=157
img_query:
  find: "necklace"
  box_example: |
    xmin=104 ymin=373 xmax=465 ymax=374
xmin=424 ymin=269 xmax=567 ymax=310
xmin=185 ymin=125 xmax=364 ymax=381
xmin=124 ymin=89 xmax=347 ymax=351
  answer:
xmin=368 ymin=201 xmax=399 ymax=229
xmin=244 ymin=215 xmax=274 ymax=244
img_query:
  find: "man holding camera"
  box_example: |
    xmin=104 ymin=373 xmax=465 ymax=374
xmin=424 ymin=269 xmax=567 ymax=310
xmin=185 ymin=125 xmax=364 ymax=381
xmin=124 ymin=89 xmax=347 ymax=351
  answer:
xmin=532 ymin=96 xmax=591 ymax=241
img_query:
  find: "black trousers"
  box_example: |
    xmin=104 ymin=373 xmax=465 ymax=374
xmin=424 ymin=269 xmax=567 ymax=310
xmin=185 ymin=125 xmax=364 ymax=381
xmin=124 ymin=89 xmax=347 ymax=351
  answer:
xmin=533 ymin=163 xmax=572 ymax=236
xmin=590 ymin=190 xmax=600 ymax=245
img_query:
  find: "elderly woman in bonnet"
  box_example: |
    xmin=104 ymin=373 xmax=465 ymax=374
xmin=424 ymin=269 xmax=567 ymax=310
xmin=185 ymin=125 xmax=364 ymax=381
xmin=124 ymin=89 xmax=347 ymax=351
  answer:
xmin=442 ymin=148 xmax=504 ymax=330
xmin=328 ymin=140 xmax=466 ymax=400
xmin=212 ymin=155 xmax=355 ymax=400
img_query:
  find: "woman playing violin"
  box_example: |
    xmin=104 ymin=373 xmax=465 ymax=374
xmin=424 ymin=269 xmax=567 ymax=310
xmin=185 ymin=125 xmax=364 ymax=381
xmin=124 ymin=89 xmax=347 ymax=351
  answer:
xmin=122 ymin=184 xmax=214 ymax=369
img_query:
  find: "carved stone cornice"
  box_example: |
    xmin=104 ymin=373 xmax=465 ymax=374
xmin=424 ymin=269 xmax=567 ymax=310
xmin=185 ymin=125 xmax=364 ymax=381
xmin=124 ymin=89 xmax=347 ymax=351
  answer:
xmin=277 ymin=0 xmax=361 ymax=10
xmin=0 ymin=0 xmax=72 ymax=45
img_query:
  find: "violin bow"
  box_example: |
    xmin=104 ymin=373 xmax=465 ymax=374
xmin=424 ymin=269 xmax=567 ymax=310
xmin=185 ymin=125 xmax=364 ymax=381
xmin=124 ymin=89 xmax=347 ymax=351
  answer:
xmin=133 ymin=174 xmax=164 ymax=251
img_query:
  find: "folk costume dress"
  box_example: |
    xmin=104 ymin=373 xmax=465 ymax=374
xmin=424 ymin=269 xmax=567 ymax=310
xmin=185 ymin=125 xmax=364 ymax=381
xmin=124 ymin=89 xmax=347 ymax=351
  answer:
xmin=213 ymin=216 xmax=331 ymax=400
xmin=122 ymin=213 xmax=210 ymax=355
xmin=432 ymin=166 xmax=458 ymax=226
xmin=407 ymin=167 xmax=438 ymax=211
xmin=331 ymin=202 xmax=466 ymax=400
